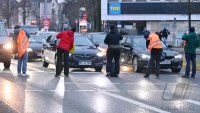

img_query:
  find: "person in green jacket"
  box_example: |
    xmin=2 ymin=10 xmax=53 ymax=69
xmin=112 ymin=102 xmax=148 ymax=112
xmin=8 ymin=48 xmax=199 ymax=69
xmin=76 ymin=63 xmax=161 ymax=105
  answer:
xmin=182 ymin=27 xmax=200 ymax=78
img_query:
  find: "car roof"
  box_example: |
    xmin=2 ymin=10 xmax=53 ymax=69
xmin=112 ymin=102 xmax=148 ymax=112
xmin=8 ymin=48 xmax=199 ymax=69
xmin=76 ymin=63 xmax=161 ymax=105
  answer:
xmin=126 ymin=35 xmax=144 ymax=39
xmin=20 ymin=25 xmax=38 ymax=28
xmin=37 ymin=31 xmax=55 ymax=33
xmin=87 ymin=32 xmax=107 ymax=35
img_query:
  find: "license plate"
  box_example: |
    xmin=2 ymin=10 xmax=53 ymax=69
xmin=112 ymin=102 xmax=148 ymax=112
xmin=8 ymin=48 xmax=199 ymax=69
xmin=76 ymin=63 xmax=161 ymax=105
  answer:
xmin=160 ymin=60 xmax=171 ymax=64
xmin=79 ymin=62 xmax=92 ymax=65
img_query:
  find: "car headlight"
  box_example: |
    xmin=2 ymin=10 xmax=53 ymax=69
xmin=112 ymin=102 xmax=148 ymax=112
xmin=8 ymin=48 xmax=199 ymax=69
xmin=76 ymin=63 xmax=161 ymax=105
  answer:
xmin=27 ymin=48 xmax=33 ymax=52
xmin=97 ymin=52 xmax=103 ymax=57
xmin=139 ymin=54 xmax=150 ymax=59
xmin=174 ymin=55 xmax=182 ymax=59
xmin=69 ymin=53 xmax=72 ymax=56
xmin=3 ymin=43 xmax=12 ymax=49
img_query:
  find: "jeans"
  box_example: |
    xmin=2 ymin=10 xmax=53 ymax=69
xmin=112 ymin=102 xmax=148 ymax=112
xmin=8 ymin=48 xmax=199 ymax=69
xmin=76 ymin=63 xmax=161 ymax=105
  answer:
xmin=146 ymin=50 xmax=162 ymax=77
xmin=56 ymin=48 xmax=69 ymax=75
xmin=106 ymin=48 xmax=120 ymax=75
xmin=185 ymin=53 xmax=196 ymax=76
xmin=18 ymin=51 xmax=28 ymax=74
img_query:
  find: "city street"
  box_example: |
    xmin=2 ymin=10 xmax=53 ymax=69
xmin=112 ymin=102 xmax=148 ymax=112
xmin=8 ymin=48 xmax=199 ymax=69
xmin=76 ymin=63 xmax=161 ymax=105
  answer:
xmin=0 ymin=59 xmax=200 ymax=113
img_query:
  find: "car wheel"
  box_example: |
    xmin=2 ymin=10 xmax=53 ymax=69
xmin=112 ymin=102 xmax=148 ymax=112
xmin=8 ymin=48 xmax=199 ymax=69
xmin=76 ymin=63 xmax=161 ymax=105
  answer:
xmin=4 ymin=59 xmax=11 ymax=68
xmin=12 ymin=54 xmax=18 ymax=59
xmin=28 ymin=57 xmax=32 ymax=62
xmin=95 ymin=67 xmax=102 ymax=72
xmin=171 ymin=68 xmax=181 ymax=73
xmin=132 ymin=57 xmax=142 ymax=73
xmin=43 ymin=57 xmax=49 ymax=68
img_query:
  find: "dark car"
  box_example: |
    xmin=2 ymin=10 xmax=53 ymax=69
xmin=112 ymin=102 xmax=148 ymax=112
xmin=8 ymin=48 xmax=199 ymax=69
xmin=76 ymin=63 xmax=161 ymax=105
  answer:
xmin=0 ymin=22 xmax=12 ymax=68
xmin=27 ymin=35 xmax=43 ymax=61
xmin=20 ymin=25 xmax=39 ymax=35
xmin=120 ymin=36 xmax=183 ymax=73
xmin=42 ymin=33 xmax=104 ymax=71
xmin=87 ymin=32 xmax=107 ymax=62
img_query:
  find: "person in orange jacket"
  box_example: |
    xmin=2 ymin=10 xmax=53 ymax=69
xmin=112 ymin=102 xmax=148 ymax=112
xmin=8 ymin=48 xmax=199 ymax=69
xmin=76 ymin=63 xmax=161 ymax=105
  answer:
xmin=144 ymin=33 xmax=163 ymax=79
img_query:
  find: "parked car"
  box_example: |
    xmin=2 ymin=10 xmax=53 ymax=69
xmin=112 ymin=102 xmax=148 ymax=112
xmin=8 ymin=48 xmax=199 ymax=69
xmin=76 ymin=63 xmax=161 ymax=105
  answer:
xmin=27 ymin=35 xmax=43 ymax=61
xmin=20 ymin=25 xmax=39 ymax=35
xmin=120 ymin=35 xmax=183 ymax=73
xmin=36 ymin=31 xmax=55 ymax=39
xmin=0 ymin=22 xmax=12 ymax=68
xmin=42 ymin=33 xmax=104 ymax=71
xmin=87 ymin=32 xmax=107 ymax=62
xmin=6 ymin=29 xmax=14 ymax=37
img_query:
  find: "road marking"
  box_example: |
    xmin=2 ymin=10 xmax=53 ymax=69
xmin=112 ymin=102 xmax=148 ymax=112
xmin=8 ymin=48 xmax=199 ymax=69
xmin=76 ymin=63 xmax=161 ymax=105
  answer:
xmin=102 ymin=91 xmax=170 ymax=113
xmin=185 ymin=99 xmax=200 ymax=106
xmin=25 ymin=90 xmax=43 ymax=92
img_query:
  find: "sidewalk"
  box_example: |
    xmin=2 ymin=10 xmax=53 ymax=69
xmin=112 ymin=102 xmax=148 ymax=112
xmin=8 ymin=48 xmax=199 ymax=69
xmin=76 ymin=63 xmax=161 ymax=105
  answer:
xmin=172 ymin=47 xmax=200 ymax=55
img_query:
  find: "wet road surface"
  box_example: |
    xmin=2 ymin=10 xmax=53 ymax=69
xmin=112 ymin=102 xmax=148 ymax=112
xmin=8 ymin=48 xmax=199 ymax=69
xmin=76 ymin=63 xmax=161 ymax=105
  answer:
xmin=0 ymin=59 xmax=200 ymax=113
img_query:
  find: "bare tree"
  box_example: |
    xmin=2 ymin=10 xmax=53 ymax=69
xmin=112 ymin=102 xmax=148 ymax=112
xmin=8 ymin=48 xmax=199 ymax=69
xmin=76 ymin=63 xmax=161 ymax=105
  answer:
xmin=0 ymin=0 xmax=18 ymax=28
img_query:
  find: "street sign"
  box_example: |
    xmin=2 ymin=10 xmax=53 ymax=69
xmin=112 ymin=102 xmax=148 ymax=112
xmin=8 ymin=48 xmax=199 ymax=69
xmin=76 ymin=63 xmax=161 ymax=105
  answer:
xmin=43 ymin=20 xmax=50 ymax=26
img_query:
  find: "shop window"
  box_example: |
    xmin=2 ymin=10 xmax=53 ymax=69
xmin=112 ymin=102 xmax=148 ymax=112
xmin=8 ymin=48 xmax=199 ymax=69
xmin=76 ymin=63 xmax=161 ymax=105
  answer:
xmin=108 ymin=0 xmax=119 ymax=2
xmin=122 ymin=0 xmax=133 ymax=2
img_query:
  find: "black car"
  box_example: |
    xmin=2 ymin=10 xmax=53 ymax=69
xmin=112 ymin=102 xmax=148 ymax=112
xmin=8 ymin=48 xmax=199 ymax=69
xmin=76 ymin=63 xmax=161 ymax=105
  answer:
xmin=0 ymin=22 xmax=12 ymax=68
xmin=120 ymin=36 xmax=183 ymax=73
xmin=87 ymin=32 xmax=107 ymax=62
xmin=42 ymin=33 xmax=104 ymax=71
xmin=27 ymin=35 xmax=43 ymax=61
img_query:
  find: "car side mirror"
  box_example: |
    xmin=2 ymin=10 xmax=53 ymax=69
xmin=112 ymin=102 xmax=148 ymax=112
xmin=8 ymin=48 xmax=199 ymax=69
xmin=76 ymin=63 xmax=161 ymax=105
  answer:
xmin=50 ymin=41 xmax=56 ymax=47
xmin=94 ymin=42 xmax=100 ymax=47
xmin=124 ymin=43 xmax=131 ymax=48
xmin=168 ymin=45 xmax=172 ymax=48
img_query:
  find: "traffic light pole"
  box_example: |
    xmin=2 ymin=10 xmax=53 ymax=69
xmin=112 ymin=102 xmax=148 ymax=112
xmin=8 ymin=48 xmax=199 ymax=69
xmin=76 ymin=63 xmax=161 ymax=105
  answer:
xmin=188 ymin=0 xmax=191 ymax=32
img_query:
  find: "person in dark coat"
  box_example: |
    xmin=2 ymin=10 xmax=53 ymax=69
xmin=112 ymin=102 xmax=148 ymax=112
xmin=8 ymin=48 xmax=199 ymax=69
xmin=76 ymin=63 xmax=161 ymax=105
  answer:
xmin=104 ymin=26 xmax=123 ymax=77
xmin=182 ymin=27 xmax=200 ymax=78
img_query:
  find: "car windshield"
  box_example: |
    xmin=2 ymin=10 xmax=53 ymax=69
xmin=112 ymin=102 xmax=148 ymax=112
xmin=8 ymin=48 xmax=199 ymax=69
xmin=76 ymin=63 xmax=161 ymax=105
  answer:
xmin=37 ymin=32 xmax=55 ymax=39
xmin=29 ymin=35 xmax=43 ymax=43
xmin=0 ymin=23 xmax=7 ymax=36
xmin=21 ymin=26 xmax=39 ymax=34
xmin=75 ymin=36 xmax=94 ymax=46
xmin=133 ymin=38 xmax=167 ymax=49
xmin=91 ymin=34 xmax=106 ymax=43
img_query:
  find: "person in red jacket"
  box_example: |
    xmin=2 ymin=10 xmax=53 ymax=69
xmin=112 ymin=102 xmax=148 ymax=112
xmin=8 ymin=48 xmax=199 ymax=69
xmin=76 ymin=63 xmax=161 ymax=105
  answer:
xmin=55 ymin=26 xmax=76 ymax=77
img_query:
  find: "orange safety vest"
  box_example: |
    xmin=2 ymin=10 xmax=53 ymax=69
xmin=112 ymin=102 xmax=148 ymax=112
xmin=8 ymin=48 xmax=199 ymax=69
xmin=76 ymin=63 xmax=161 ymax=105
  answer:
xmin=148 ymin=33 xmax=162 ymax=52
xmin=17 ymin=29 xmax=30 ymax=57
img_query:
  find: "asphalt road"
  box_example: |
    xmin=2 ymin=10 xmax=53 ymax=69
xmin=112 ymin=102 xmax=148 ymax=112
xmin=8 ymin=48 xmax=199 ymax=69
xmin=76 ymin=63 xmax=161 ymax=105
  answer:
xmin=0 ymin=59 xmax=200 ymax=113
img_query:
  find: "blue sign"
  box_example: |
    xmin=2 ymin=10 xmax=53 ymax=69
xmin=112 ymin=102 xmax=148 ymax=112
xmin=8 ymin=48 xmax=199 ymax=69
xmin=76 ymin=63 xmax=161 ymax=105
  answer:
xmin=109 ymin=3 xmax=121 ymax=15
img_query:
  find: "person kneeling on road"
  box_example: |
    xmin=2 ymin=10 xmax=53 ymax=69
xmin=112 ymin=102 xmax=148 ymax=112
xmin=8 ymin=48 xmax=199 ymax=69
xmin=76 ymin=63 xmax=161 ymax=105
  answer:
xmin=55 ymin=26 xmax=76 ymax=77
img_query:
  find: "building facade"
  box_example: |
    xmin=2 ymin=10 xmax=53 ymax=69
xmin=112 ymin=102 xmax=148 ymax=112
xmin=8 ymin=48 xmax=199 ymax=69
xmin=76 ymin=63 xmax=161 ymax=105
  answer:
xmin=101 ymin=0 xmax=200 ymax=46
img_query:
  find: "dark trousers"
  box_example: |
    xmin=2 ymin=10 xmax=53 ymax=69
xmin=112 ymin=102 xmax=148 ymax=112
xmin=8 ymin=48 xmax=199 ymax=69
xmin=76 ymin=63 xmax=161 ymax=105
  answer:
xmin=146 ymin=50 xmax=162 ymax=77
xmin=56 ymin=48 xmax=69 ymax=75
xmin=185 ymin=53 xmax=196 ymax=76
xmin=106 ymin=48 xmax=120 ymax=75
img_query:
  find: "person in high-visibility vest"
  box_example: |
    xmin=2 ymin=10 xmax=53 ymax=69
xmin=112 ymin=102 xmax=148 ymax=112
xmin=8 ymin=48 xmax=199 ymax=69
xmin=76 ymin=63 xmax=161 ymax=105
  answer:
xmin=14 ymin=25 xmax=30 ymax=77
xmin=182 ymin=27 xmax=200 ymax=78
xmin=144 ymin=33 xmax=163 ymax=79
